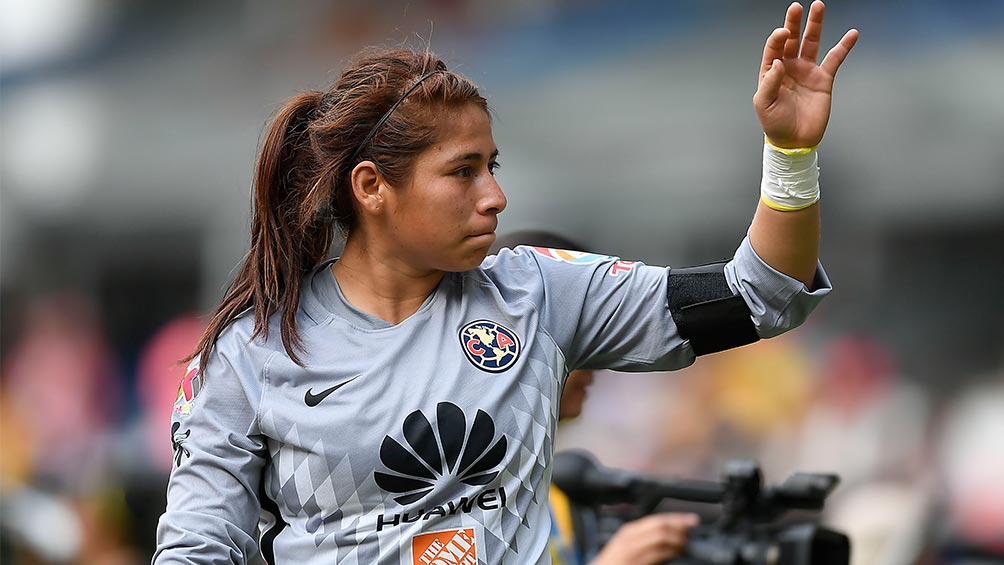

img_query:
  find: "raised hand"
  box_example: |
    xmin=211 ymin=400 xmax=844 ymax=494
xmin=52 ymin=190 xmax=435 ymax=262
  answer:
xmin=753 ymin=1 xmax=858 ymax=149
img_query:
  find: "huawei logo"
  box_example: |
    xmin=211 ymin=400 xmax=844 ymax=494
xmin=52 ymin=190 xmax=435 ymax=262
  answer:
xmin=375 ymin=402 xmax=507 ymax=505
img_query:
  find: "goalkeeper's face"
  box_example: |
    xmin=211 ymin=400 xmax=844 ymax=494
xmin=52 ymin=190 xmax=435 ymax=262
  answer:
xmin=369 ymin=103 xmax=506 ymax=274
xmin=559 ymin=369 xmax=594 ymax=421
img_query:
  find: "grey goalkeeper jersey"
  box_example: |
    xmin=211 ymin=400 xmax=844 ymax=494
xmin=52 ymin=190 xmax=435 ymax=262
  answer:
xmin=154 ymin=237 xmax=830 ymax=565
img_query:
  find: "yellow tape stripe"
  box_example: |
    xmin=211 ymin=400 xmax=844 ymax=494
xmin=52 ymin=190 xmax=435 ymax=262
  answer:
xmin=764 ymin=135 xmax=818 ymax=156
xmin=760 ymin=194 xmax=818 ymax=212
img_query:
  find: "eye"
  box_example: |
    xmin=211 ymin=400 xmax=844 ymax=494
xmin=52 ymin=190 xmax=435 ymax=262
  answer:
xmin=488 ymin=161 xmax=501 ymax=176
xmin=454 ymin=166 xmax=473 ymax=178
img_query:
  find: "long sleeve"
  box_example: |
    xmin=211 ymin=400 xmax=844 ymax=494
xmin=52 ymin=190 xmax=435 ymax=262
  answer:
xmin=724 ymin=235 xmax=830 ymax=339
xmin=153 ymin=334 xmax=272 ymax=565
xmin=483 ymin=235 xmax=830 ymax=372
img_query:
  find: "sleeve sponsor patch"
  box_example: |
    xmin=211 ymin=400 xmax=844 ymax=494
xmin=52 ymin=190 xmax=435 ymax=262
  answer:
xmin=529 ymin=247 xmax=638 ymax=277
xmin=172 ymin=365 xmax=202 ymax=418
xmin=530 ymin=247 xmax=613 ymax=266
xmin=608 ymin=260 xmax=637 ymax=277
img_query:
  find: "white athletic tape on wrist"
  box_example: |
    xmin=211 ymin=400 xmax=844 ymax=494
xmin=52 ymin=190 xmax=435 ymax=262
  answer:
xmin=760 ymin=138 xmax=819 ymax=212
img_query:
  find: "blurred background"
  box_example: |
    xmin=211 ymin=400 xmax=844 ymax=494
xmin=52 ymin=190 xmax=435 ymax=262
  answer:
xmin=1 ymin=0 xmax=1002 ymax=563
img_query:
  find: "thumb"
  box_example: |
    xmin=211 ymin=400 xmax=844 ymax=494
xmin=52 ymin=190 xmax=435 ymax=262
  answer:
xmin=754 ymin=59 xmax=784 ymax=108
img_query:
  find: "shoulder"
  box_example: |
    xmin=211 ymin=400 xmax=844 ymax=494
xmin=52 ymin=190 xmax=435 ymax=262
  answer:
xmin=463 ymin=247 xmax=550 ymax=303
xmin=481 ymin=245 xmax=639 ymax=289
xmin=201 ymin=309 xmax=286 ymax=382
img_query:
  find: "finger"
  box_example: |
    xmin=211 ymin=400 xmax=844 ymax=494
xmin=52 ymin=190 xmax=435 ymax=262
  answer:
xmin=820 ymin=28 xmax=859 ymax=76
xmin=783 ymin=2 xmax=804 ymax=59
xmin=800 ymin=0 xmax=825 ymax=63
xmin=658 ymin=514 xmax=699 ymax=545
xmin=760 ymin=28 xmax=790 ymax=78
xmin=754 ymin=59 xmax=785 ymax=107
xmin=663 ymin=512 xmax=700 ymax=528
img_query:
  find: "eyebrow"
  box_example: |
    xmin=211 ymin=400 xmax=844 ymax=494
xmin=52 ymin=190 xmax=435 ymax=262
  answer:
xmin=446 ymin=149 xmax=499 ymax=164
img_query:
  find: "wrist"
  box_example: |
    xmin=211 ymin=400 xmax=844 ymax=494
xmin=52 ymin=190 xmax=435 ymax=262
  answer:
xmin=760 ymin=136 xmax=819 ymax=212
xmin=764 ymin=135 xmax=818 ymax=155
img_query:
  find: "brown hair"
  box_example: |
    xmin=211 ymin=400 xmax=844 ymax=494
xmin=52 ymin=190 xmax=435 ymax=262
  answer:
xmin=189 ymin=48 xmax=489 ymax=368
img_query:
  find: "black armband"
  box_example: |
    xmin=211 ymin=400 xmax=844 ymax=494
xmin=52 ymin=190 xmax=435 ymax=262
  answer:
xmin=667 ymin=262 xmax=760 ymax=356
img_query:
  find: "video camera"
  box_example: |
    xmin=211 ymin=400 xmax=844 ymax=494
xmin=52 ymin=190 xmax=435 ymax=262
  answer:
xmin=552 ymin=450 xmax=849 ymax=565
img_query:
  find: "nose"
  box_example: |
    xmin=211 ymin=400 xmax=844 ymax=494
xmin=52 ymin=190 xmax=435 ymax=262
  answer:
xmin=478 ymin=174 xmax=507 ymax=216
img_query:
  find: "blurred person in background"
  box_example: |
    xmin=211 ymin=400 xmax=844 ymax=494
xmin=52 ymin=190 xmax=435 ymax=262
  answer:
xmin=0 ymin=293 xmax=135 ymax=564
xmin=928 ymin=363 xmax=1004 ymax=563
xmin=492 ymin=230 xmax=700 ymax=565
xmin=558 ymin=332 xmax=816 ymax=483
xmin=695 ymin=332 xmax=816 ymax=477
xmin=1 ymin=293 xmax=121 ymax=489
xmin=794 ymin=336 xmax=932 ymax=565
xmin=154 ymin=3 xmax=856 ymax=563
xmin=793 ymin=336 xmax=928 ymax=487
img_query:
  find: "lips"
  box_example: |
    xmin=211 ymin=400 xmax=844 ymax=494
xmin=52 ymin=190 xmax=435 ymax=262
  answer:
xmin=468 ymin=230 xmax=496 ymax=241
xmin=471 ymin=220 xmax=498 ymax=238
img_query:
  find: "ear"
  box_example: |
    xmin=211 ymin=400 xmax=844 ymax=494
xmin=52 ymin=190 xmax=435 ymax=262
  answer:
xmin=350 ymin=160 xmax=388 ymax=215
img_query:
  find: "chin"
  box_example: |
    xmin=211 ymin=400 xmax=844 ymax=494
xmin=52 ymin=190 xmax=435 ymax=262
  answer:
xmin=462 ymin=246 xmax=492 ymax=268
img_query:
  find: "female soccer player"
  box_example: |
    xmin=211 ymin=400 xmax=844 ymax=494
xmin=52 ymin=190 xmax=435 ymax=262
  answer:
xmin=155 ymin=2 xmax=857 ymax=563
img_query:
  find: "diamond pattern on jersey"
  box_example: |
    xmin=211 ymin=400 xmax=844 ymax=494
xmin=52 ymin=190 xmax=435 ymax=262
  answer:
xmin=254 ymin=327 xmax=565 ymax=564
xmin=261 ymin=404 xmax=385 ymax=564
xmin=454 ymin=350 xmax=556 ymax=562
xmin=518 ymin=382 xmax=551 ymax=433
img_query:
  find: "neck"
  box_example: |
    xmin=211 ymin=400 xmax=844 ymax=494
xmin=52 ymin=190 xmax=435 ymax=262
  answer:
xmin=331 ymin=234 xmax=444 ymax=325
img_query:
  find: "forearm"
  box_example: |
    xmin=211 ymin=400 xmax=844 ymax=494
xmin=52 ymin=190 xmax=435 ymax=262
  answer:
xmin=747 ymin=0 xmax=857 ymax=291
xmin=748 ymin=198 xmax=819 ymax=288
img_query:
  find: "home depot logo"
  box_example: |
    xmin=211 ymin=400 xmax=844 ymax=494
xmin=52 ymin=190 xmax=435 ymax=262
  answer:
xmin=412 ymin=529 xmax=477 ymax=565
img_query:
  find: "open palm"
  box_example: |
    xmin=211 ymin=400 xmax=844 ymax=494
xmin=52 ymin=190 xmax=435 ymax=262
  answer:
xmin=754 ymin=1 xmax=859 ymax=148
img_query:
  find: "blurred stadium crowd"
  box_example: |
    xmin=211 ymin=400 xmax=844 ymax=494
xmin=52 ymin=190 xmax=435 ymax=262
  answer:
xmin=2 ymin=0 xmax=1003 ymax=563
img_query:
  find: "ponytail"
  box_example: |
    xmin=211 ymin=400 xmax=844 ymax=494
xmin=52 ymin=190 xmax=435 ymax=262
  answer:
xmin=189 ymin=91 xmax=332 ymax=369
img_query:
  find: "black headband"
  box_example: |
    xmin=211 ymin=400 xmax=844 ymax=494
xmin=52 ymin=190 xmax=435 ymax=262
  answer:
xmin=349 ymin=70 xmax=443 ymax=163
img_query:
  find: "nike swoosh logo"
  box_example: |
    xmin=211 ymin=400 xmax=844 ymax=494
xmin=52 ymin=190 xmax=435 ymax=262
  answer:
xmin=304 ymin=376 xmax=360 ymax=407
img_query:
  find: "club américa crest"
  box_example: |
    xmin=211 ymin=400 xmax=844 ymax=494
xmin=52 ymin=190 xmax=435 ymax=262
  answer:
xmin=458 ymin=320 xmax=521 ymax=373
